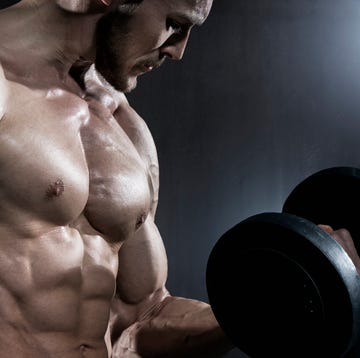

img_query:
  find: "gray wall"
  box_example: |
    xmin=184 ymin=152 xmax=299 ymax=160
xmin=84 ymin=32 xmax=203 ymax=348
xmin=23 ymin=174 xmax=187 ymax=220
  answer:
xmin=128 ymin=1 xmax=360 ymax=356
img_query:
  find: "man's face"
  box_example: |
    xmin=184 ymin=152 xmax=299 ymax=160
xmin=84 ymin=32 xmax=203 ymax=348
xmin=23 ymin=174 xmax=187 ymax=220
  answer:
xmin=95 ymin=0 xmax=213 ymax=92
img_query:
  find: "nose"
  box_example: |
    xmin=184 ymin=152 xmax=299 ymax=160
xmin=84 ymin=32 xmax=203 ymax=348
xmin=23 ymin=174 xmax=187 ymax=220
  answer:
xmin=160 ymin=34 xmax=190 ymax=61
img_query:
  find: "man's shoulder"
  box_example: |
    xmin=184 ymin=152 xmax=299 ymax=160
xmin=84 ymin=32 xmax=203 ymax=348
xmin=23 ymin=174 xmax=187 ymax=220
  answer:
xmin=0 ymin=61 xmax=8 ymax=120
xmin=115 ymin=101 xmax=148 ymax=135
xmin=114 ymin=100 xmax=160 ymax=215
xmin=114 ymin=101 xmax=158 ymax=165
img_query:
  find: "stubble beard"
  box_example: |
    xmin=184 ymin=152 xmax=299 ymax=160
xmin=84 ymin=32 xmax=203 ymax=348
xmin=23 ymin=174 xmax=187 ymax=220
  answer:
xmin=95 ymin=10 xmax=165 ymax=93
xmin=95 ymin=11 xmax=137 ymax=93
xmin=119 ymin=77 xmax=137 ymax=93
xmin=106 ymin=63 xmax=138 ymax=93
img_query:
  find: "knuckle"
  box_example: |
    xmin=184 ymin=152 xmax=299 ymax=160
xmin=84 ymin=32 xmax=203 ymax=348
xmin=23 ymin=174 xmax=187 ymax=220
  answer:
xmin=336 ymin=228 xmax=351 ymax=238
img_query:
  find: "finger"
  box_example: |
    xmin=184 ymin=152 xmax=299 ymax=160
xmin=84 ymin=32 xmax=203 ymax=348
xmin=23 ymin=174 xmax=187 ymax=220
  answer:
xmin=318 ymin=224 xmax=334 ymax=234
xmin=328 ymin=229 xmax=360 ymax=275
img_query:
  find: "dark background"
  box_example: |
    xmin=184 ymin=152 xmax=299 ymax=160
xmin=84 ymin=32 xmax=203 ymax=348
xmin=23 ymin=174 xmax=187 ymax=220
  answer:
xmin=128 ymin=1 xmax=360 ymax=356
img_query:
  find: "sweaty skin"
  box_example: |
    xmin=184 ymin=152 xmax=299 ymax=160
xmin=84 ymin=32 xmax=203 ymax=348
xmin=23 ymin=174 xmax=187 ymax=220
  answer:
xmin=0 ymin=61 xmax=230 ymax=358
xmin=0 ymin=1 xmax=233 ymax=357
xmin=2 ymin=1 xmax=359 ymax=357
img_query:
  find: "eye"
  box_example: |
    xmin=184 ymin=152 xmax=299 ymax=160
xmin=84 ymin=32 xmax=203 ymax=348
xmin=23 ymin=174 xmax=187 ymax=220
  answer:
xmin=166 ymin=19 xmax=183 ymax=34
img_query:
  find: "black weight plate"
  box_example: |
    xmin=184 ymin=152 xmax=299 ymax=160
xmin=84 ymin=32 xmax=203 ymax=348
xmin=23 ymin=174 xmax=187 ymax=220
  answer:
xmin=282 ymin=166 xmax=360 ymax=356
xmin=206 ymin=213 xmax=358 ymax=358
xmin=283 ymin=166 xmax=360 ymax=254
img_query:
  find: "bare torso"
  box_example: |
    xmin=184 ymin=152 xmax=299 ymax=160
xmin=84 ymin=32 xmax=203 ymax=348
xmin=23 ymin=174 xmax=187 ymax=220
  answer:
xmin=0 ymin=65 xmax=158 ymax=357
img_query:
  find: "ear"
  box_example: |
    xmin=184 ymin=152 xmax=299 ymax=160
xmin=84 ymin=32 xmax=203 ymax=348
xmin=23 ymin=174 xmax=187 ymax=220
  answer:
xmin=55 ymin=0 xmax=114 ymax=13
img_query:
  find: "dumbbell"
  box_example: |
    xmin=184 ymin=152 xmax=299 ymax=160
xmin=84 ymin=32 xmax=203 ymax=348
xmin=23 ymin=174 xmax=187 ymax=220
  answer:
xmin=206 ymin=166 xmax=360 ymax=358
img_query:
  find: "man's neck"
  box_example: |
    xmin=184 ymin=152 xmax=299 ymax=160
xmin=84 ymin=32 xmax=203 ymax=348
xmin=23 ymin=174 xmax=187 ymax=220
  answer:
xmin=83 ymin=64 xmax=129 ymax=114
xmin=0 ymin=1 xmax=100 ymax=88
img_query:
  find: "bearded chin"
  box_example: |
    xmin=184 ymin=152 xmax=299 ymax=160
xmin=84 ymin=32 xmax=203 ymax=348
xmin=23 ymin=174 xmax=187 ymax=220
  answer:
xmin=125 ymin=79 xmax=138 ymax=93
xmin=97 ymin=62 xmax=137 ymax=93
xmin=112 ymin=73 xmax=137 ymax=93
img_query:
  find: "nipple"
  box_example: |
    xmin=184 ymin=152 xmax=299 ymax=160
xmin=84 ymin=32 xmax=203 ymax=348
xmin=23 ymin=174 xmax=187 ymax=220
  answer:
xmin=46 ymin=179 xmax=65 ymax=198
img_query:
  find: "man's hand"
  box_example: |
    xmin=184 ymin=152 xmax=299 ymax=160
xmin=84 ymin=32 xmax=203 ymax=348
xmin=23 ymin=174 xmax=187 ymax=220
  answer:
xmin=111 ymin=296 xmax=234 ymax=358
xmin=318 ymin=225 xmax=360 ymax=274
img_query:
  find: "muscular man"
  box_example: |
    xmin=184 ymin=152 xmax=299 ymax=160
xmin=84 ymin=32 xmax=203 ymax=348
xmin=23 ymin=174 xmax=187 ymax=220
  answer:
xmin=77 ymin=3 xmax=360 ymax=357
xmin=1 ymin=1 xmax=359 ymax=357
xmin=0 ymin=0 xmax=234 ymax=357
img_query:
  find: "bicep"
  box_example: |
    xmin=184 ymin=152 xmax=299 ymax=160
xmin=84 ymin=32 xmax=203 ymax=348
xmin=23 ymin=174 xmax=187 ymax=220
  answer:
xmin=115 ymin=217 xmax=168 ymax=305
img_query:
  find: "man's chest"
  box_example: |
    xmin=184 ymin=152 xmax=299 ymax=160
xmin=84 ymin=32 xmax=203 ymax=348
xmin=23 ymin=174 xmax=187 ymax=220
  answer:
xmin=0 ymin=84 xmax=152 ymax=241
xmin=0 ymin=86 xmax=90 ymax=229
xmin=79 ymin=104 xmax=152 ymax=242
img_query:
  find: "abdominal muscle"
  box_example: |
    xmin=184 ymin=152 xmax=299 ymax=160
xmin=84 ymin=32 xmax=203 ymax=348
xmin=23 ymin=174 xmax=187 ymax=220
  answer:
xmin=0 ymin=225 xmax=118 ymax=358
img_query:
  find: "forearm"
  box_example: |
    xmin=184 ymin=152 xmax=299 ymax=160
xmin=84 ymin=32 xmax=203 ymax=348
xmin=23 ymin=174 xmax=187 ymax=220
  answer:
xmin=111 ymin=296 xmax=234 ymax=358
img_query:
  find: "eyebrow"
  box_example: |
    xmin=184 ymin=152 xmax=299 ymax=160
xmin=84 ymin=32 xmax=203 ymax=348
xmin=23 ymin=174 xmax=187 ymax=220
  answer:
xmin=173 ymin=12 xmax=205 ymax=27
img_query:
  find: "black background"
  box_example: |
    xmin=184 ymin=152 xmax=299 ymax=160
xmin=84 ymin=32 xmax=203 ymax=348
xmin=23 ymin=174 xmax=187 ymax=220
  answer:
xmin=128 ymin=1 xmax=360 ymax=356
